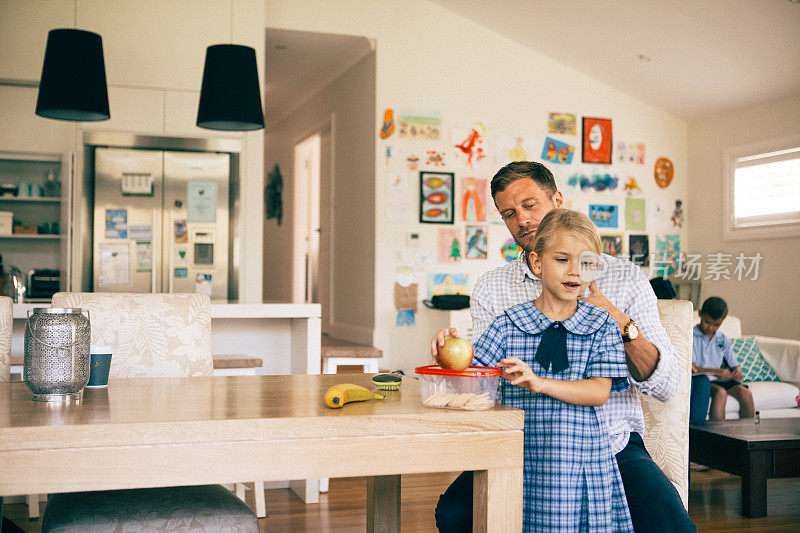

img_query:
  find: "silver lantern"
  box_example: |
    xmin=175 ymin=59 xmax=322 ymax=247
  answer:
xmin=24 ymin=308 xmax=91 ymax=402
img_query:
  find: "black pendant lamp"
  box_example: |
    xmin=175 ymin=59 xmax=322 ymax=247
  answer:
xmin=196 ymin=44 xmax=264 ymax=131
xmin=35 ymin=28 xmax=110 ymax=121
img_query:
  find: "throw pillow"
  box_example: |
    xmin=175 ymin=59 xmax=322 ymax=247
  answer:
xmin=731 ymin=337 xmax=780 ymax=382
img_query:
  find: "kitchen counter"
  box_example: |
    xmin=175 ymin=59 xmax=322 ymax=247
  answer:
xmin=12 ymin=301 xmax=320 ymax=320
xmin=13 ymin=300 xmax=321 ymax=374
xmin=12 ymin=302 xmax=321 ymax=375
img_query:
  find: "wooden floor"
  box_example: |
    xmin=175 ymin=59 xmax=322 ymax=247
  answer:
xmin=4 ymin=469 xmax=799 ymax=532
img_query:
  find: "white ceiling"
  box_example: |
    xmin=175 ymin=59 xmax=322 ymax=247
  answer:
xmin=264 ymin=29 xmax=372 ymax=124
xmin=428 ymin=0 xmax=800 ymax=119
xmin=264 ymin=2 xmax=800 ymax=122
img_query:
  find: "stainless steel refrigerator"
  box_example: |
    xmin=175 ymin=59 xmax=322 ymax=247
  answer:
xmin=93 ymin=147 xmax=229 ymax=300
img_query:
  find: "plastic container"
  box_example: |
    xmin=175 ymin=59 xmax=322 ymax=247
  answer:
xmin=415 ymin=365 xmax=501 ymax=410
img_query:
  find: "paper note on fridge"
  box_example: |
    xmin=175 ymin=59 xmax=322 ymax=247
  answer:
xmin=135 ymin=241 xmax=152 ymax=272
xmin=187 ymin=181 xmax=218 ymax=223
xmin=98 ymin=242 xmax=131 ymax=286
xmin=104 ymin=209 xmax=128 ymax=239
xmin=129 ymin=224 xmax=152 ymax=240
xmin=195 ymin=273 xmax=212 ymax=295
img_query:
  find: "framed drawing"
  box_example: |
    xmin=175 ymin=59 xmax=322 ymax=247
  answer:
xmin=419 ymin=171 xmax=454 ymax=224
xmin=600 ymin=233 xmax=624 ymax=258
xmin=582 ymin=117 xmax=613 ymax=164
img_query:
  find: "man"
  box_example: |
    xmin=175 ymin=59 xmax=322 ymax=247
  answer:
xmin=431 ymin=161 xmax=695 ymax=532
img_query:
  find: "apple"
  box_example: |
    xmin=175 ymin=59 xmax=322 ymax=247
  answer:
xmin=437 ymin=335 xmax=474 ymax=371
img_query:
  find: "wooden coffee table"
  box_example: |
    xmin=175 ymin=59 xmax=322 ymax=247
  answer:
xmin=689 ymin=418 xmax=800 ymax=517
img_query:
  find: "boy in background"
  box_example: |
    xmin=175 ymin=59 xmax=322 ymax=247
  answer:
xmin=691 ymin=296 xmax=755 ymax=421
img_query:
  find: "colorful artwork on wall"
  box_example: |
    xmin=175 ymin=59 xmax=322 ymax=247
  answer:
xmin=616 ymin=142 xmax=646 ymax=165
xmin=624 ymin=176 xmax=642 ymax=196
xmin=395 ymin=309 xmax=415 ymax=326
xmin=628 ymin=235 xmax=650 ymax=266
xmin=380 ymin=108 xmax=395 ymax=139
xmin=452 ymin=122 xmax=488 ymax=168
xmin=465 ymin=225 xmax=488 ymax=259
xmin=460 ymin=177 xmax=487 ymax=222
xmin=671 ymin=200 xmax=684 ymax=228
xmin=600 ymin=234 xmax=624 ymax=258
xmin=567 ymin=171 xmax=619 ymax=192
xmin=655 ymin=234 xmax=680 ymax=276
xmin=398 ymin=110 xmax=441 ymax=140
xmin=582 ymin=117 xmax=613 ymax=164
xmin=548 ymin=113 xmax=577 ymax=135
xmin=406 ymin=153 xmax=420 ymax=171
xmin=500 ymin=238 xmax=523 ymax=262
xmin=427 ymin=273 xmax=470 ymax=298
xmin=541 ymin=137 xmax=575 ymax=165
xmin=589 ymin=204 xmax=619 ymax=228
xmin=425 ymin=149 xmax=446 ymax=167
xmin=625 ymin=198 xmax=646 ymax=231
xmin=437 ymin=227 xmax=461 ymax=262
xmin=654 ymin=157 xmax=674 ymax=188
xmin=393 ymin=266 xmax=418 ymax=327
xmin=420 ymin=171 xmax=454 ymax=224
xmin=496 ymin=135 xmax=534 ymax=166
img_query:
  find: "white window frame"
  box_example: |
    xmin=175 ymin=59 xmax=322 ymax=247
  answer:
xmin=723 ymin=134 xmax=800 ymax=241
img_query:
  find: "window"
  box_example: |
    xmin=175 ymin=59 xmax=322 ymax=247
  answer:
xmin=723 ymin=136 xmax=800 ymax=241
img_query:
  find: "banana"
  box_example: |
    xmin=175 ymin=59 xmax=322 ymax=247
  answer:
xmin=324 ymin=383 xmax=384 ymax=408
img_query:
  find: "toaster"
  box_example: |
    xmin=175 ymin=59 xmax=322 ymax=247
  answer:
xmin=27 ymin=269 xmax=61 ymax=299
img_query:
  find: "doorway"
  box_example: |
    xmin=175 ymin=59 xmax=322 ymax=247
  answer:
xmin=263 ymin=28 xmax=375 ymax=340
xmin=293 ymin=133 xmax=320 ymax=304
xmin=292 ymin=123 xmax=332 ymax=331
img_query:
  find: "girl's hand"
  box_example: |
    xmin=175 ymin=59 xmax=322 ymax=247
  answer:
xmin=497 ymin=357 xmax=544 ymax=393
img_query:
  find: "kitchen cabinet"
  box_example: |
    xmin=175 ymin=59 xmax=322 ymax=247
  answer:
xmin=0 ymin=152 xmax=71 ymax=297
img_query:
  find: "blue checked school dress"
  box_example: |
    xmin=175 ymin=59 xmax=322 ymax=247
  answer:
xmin=472 ymin=300 xmax=634 ymax=533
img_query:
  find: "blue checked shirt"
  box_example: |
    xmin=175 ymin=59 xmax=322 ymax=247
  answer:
xmin=473 ymin=301 xmax=634 ymax=531
xmin=471 ymin=255 xmax=680 ymax=454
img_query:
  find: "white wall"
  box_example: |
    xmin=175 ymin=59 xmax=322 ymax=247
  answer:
xmin=266 ymin=0 xmax=689 ymax=372
xmin=688 ymin=94 xmax=800 ymax=339
xmin=0 ymin=0 xmax=265 ymax=302
xmin=264 ymin=51 xmax=376 ymax=340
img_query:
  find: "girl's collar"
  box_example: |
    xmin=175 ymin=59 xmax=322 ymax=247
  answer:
xmin=505 ymin=300 xmax=609 ymax=336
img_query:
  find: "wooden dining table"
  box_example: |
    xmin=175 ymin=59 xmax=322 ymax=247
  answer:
xmin=0 ymin=373 xmax=523 ymax=532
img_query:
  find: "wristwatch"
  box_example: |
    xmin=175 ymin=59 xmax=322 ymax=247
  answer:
xmin=621 ymin=320 xmax=639 ymax=343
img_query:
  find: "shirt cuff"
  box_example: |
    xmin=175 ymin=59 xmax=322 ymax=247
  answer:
xmin=630 ymin=341 xmax=679 ymax=402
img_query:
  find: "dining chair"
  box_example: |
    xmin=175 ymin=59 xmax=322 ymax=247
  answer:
xmin=639 ymin=299 xmax=694 ymax=509
xmin=41 ymin=292 xmax=259 ymax=532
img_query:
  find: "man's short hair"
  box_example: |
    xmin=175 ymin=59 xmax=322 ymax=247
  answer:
xmin=490 ymin=161 xmax=557 ymax=199
xmin=700 ymin=296 xmax=728 ymax=320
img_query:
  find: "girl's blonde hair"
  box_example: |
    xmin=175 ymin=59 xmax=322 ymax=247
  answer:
xmin=531 ymin=208 xmax=601 ymax=256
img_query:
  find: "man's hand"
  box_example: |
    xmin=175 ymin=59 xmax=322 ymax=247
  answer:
xmin=731 ymin=366 xmax=743 ymax=381
xmin=579 ymin=281 xmax=626 ymax=324
xmin=430 ymin=328 xmax=459 ymax=361
xmin=497 ymin=357 xmax=544 ymax=393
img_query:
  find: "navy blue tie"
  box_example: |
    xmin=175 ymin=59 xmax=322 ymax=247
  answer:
xmin=535 ymin=322 xmax=569 ymax=373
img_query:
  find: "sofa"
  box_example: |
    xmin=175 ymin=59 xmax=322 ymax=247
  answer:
xmin=691 ymin=313 xmax=800 ymax=419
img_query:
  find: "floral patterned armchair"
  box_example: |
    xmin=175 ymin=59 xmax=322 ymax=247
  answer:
xmin=640 ymin=299 xmax=693 ymax=509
